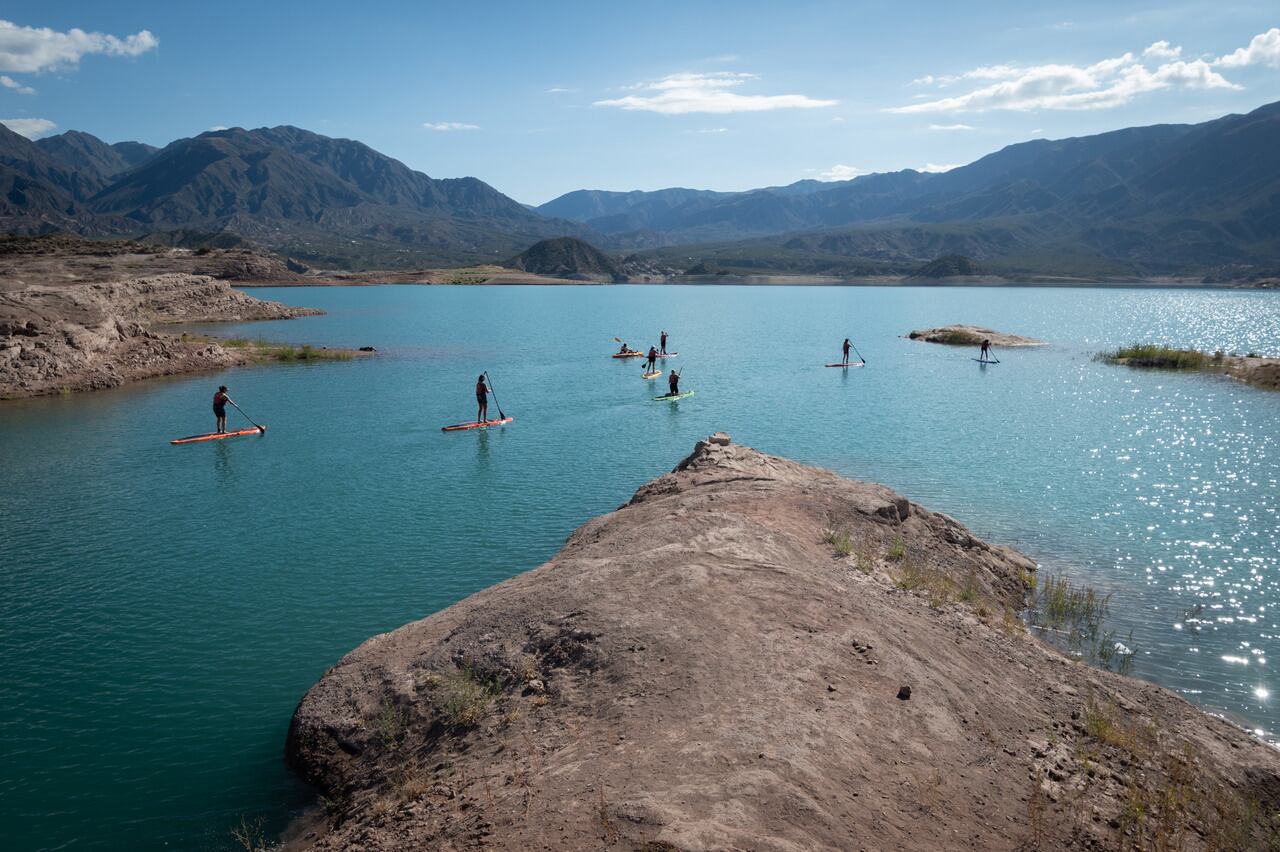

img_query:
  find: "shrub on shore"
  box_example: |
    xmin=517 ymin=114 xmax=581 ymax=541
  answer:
xmin=1096 ymin=344 xmax=1221 ymax=370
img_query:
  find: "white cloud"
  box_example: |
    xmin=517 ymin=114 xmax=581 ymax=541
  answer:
xmin=545 ymin=86 xmax=577 ymax=93
xmin=0 ymin=74 xmax=34 ymax=94
xmin=832 ymin=116 xmax=846 ymax=122
xmin=694 ymin=127 xmax=728 ymax=133
xmin=919 ymin=162 xmax=961 ymax=173
xmin=818 ymin=164 xmax=869 ymax=181
xmin=1030 ymin=127 xmax=1044 ymax=135
xmin=891 ymin=48 xmax=1238 ymax=113
xmin=594 ymin=71 xmax=836 ymax=114
xmin=423 ymin=121 xmax=479 ymax=131
xmin=207 ymin=125 xmax=228 ymax=131
xmin=1142 ymin=40 xmax=1182 ymax=61
xmin=0 ymin=19 xmax=158 ymax=73
xmin=913 ymin=65 xmax=1021 ymax=87
xmin=1216 ymin=27 xmax=1280 ymax=68
xmin=929 ymin=122 xmax=975 ymax=131
xmin=1 ymin=117 xmax=56 ymax=138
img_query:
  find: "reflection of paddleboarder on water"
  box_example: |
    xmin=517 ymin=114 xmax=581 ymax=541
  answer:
xmin=645 ymin=346 xmax=658 ymax=374
xmin=475 ymin=374 xmax=490 ymax=422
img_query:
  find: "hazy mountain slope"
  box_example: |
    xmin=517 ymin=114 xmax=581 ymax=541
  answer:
xmin=36 ymin=131 xmax=136 ymax=194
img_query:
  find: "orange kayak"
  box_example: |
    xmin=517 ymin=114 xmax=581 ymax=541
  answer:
xmin=611 ymin=351 xmax=646 ymax=358
xmin=171 ymin=426 xmax=266 ymax=445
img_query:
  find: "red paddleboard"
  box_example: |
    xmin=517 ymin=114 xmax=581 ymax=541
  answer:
xmin=441 ymin=416 xmax=513 ymax=432
xmin=171 ymin=426 xmax=266 ymax=445
xmin=825 ymin=362 xmax=865 ymax=368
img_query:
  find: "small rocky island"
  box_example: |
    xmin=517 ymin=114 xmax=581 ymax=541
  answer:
xmin=285 ymin=436 xmax=1280 ymax=850
xmin=909 ymin=324 xmax=1043 ymax=346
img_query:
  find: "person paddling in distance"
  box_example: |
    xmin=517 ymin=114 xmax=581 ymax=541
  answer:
xmin=645 ymin=346 xmax=659 ymax=375
xmin=660 ymin=330 xmax=669 ymax=355
xmin=475 ymin=374 xmax=491 ymax=423
xmin=842 ymin=338 xmax=852 ymax=365
xmin=213 ymin=385 xmax=231 ymax=433
xmin=980 ymin=339 xmax=992 ymax=362
xmin=667 ymin=369 xmax=681 ymax=397
xmin=618 ymin=341 xmax=636 ymax=355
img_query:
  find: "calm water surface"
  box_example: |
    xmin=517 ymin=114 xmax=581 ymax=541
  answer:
xmin=2 ymin=284 xmax=1279 ymax=850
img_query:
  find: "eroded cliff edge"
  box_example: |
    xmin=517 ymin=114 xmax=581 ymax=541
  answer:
xmin=286 ymin=437 xmax=1280 ymax=851
xmin=0 ymin=273 xmax=319 ymax=398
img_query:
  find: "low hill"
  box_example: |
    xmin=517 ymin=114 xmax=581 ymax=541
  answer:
xmin=507 ymin=236 xmax=620 ymax=279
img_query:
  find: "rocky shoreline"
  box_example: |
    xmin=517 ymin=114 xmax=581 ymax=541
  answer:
xmin=909 ymin=324 xmax=1044 ymax=347
xmin=0 ymin=273 xmax=321 ymax=399
xmin=284 ymin=436 xmax=1280 ymax=851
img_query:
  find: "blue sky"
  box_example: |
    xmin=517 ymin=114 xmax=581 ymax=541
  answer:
xmin=2 ymin=1 xmax=1278 ymax=204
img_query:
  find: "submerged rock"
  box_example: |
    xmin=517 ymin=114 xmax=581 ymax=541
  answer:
xmin=286 ymin=440 xmax=1280 ymax=851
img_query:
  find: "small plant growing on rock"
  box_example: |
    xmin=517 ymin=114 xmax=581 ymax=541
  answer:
xmin=886 ymin=537 xmax=906 ymax=560
xmin=822 ymin=527 xmax=854 ymax=557
xmin=432 ymin=667 xmax=501 ymax=727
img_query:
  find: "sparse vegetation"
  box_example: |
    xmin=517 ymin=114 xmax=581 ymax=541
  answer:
xmin=1028 ymin=574 xmax=1136 ymax=674
xmin=1096 ymin=344 xmax=1218 ymax=370
xmin=428 ymin=667 xmax=502 ymax=727
xmin=821 ymin=527 xmax=854 ymax=557
xmin=230 ymin=815 xmax=276 ymax=852
xmin=886 ymin=537 xmax=906 ymax=560
xmin=221 ymin=337 xmax=356 ymax=362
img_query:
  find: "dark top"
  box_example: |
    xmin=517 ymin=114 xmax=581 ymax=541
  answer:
xmin=213 ymin=391 xmax=228 ymax=410
xmin=475 ymin=381 xmax=487 ymax=399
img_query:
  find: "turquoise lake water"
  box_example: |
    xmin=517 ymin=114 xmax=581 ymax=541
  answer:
xmin=2 ymin=284 xmax=1279 ymax=850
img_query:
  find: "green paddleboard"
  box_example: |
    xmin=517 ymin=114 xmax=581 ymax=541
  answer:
xmin=653 ymin=391 xmax=694 ymax=401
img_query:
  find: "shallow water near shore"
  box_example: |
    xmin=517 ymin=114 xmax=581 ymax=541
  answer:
xmin=2 ymin=283 xmax=1279 ymax=850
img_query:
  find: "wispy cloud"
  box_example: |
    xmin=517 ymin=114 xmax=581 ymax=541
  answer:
xmin=929 ymin=122 xmax=974 ymax=131
xmin=0 ymin=74 xmax=34 ymax=94
xmin=0 ymin=19 xmax=157 ymax=73
xmin=818 ymin=164 xmax=869 ymax=181
xmin=694 ymin=127 xmax=729 ymax=134
xmin=1216 ymin=27 xmax=1280 ymax=68
xmin=891 ymin=30 xmax=1279 ymax=114
xmin=207 ymin=125 xmax=228 ymax=132
xmin=1 ymin=117 xmax=56 ymax=138
xmin=423 ymin=121 xmax=479 ymax=131
xmin=595 ymin=72 xmax=836 ymax=114
xmin=545 ymin=86 xmax=577 ymax=94
xmin=919 ymin=162 xmax=961 ymax=173
xmin=1030 ymin=127 xmax=1044 ymax=135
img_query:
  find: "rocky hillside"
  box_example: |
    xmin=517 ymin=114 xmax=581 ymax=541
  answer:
xmin=285 ymin=436 xmax=1280 ymax=851
xmin=506 ymin=236 xmax=621 ymax=280
xmin=910 ymin=254 xmax=988 ymax=279
xmin=0 ymin=273 xmax=318 ymax=398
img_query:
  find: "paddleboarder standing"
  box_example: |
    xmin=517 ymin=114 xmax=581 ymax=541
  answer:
xmin=980 ymin=339 xmax=992 ymax=362
xmin=213 ymin=385 xmax=230 ymax=433
xmin=660 ymin=330 xmax=669 ymax=355
xmin=475 ymin=374 xmax=490 ymax=423
xmin=842 ymin=338 xmax=852 ymax=364
xmin=645 ymin=346 xmax=658 ymax=375
xmin=667 ymin=369 xmax=680 ymax=397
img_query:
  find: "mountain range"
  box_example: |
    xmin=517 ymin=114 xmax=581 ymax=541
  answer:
xmin=2 ymin=99 xmax=1280 ymax=277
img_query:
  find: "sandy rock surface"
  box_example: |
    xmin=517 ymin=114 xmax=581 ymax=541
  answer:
xmin=0 ymin=273 xmax=318 ymax=398
xmin=908 ymin=325 xmax=1043 ymax=346
xmin=285 ymin=438 xmax=1279 ymax=851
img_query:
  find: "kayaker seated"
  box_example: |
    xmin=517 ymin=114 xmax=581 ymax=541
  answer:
xmin=618 ymin=343 xmax=633 ymax=354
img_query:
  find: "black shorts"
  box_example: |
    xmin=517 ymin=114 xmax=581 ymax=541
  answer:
xmin=476 ymin=395 xmax=487 ymax=406
xmin=213 ymin=407 xmax=226 ymax=418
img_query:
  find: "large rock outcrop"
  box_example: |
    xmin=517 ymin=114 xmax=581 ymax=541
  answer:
xmin=285 ymin=438 xmax=1280 ymax=851
xmin=0 ymin=273 xmax=319 ymax=398
xmin=908 ymin=324 xmax=1043 ymax=346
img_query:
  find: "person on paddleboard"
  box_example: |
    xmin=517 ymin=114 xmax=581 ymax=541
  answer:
xmin=660 ymin=330 xmax=669 ymax=355
xmin=667 ymin=369 xmax=680 ymax=397
xmin=213 ymin=385 xmax=230 ymax=433
xmin=475 ymin=374 xmax=490 ymax=423
xmin=842 ymin=338 xmax=852 ymax=364
xmin=645 ymin=346 xmax=658 ymax=374
xmin=980 ymin=339 xmax=992 ymax=362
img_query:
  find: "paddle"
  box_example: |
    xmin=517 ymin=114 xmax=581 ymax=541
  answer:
xmin=484 ymin=371 xmax=506 ymax=421
xmin=850 ymin=341 xmax=867 ymax=365
xmin=227 ymin=399 xmax=265 ymax=433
